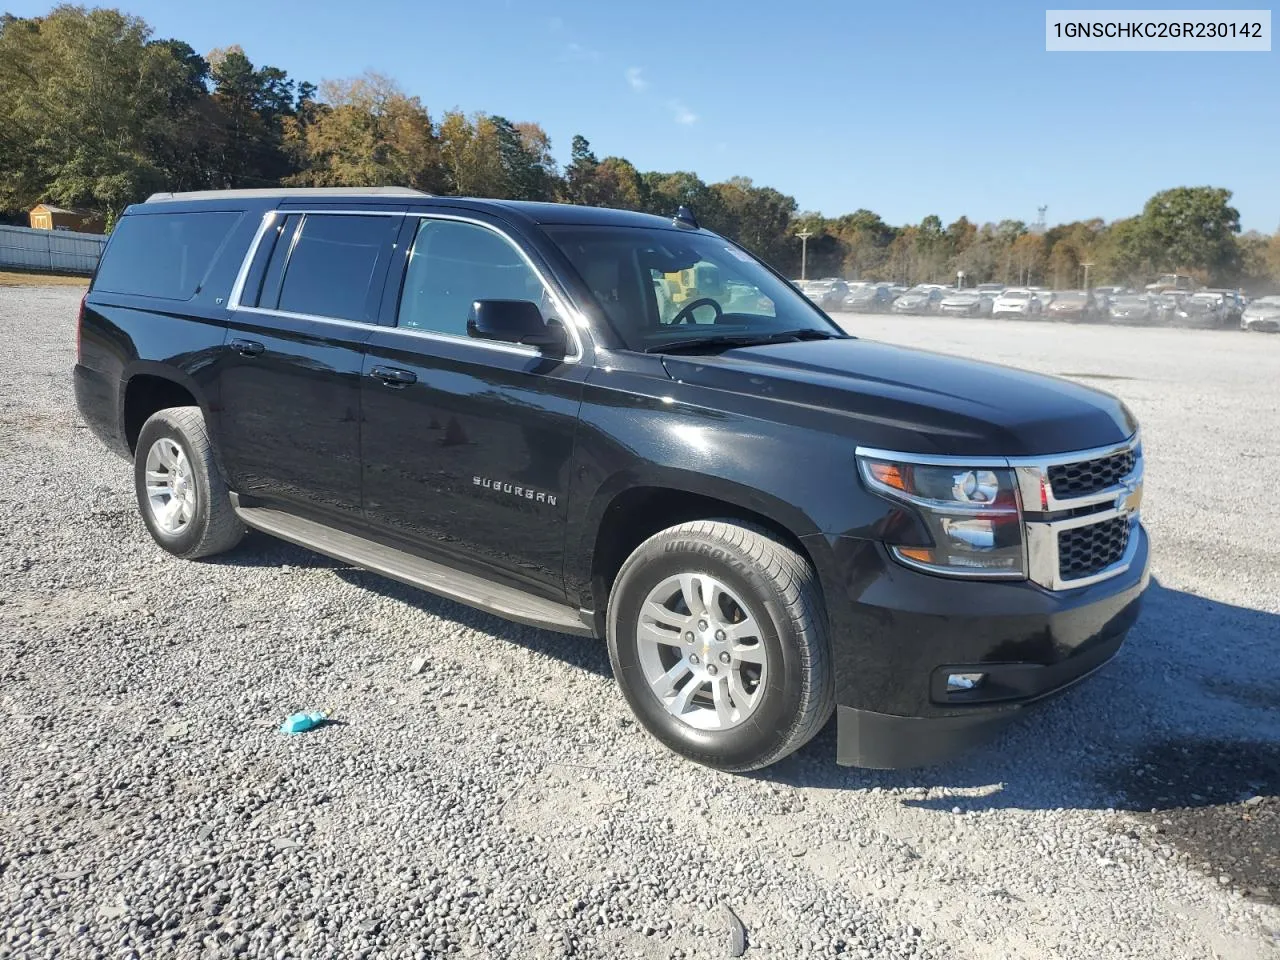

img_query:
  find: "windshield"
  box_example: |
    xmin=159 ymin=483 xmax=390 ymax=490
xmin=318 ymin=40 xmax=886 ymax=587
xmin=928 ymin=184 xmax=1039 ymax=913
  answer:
xmin=1002 ymin=290 xmax=1030 ymax=300
xmin=904 ymin=285 xmax=932 ymax=295
xmin=1057 ymin=292 xmax=1086 ymax=302
xmin=546 ymin=226 xmax=841 ymax=352
xmin=1114 ymin=296 xmax=1147 ymax=306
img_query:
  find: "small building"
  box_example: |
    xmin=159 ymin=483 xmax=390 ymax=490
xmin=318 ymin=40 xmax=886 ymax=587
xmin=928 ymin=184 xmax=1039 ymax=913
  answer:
xmin=28 ymin=204 xmax=106 ymax=234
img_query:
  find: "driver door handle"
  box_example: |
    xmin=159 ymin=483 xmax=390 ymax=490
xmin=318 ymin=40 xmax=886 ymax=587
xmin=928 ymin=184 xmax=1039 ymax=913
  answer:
xmin=370 ymin=365 xmax=417 ymax=387
xmin=230 ymin=338 xmax=264 ymax=357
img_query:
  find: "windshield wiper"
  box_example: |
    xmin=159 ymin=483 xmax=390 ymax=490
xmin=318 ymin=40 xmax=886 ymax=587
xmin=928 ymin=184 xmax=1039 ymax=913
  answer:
xmin=644 ymin=328 xmax=844 ymax=355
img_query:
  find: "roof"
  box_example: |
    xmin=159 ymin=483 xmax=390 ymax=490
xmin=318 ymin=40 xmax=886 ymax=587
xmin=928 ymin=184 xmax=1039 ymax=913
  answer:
xmin=145 ymin=186 xmax=430 ymax=202
xmin=442 ymin=199 xmax=692 ymax=230
xmin=31 ymin=204 xmax=98 ymax=216
xmin=132 ymin=188 xmax=702 ymax=232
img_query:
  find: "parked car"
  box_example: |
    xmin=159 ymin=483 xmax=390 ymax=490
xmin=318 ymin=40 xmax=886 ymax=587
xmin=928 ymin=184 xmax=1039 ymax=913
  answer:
xmin=938 ymin=290 xmax=985 ymax=317
xmin=1029 ymin=288 xmax=1055 ymax=311
xmin=1153 ymin=290 xmax=1191 ymax=323
xmin=991 ymin=288 xmax=1043 ymax=319
xmin=1241 ymin=295 xmax=1280 ymax=332
xmin=842 ymin=282 xmax=894 ymax=313
xmin=891 ymin=284 xmax=945 ymax=315
xmin=1205 ymin=288 xmax=1245 ymax=324
xmin=798 ymin=279 xmax=848 ymax=311
xmin=1107 ymin=294 xmax=1157 ymax=325
xmin=1170 ymin=292 xmax=1228 ymax=328
xmin=73 ymin=187 xmax=1149 ymax=772
xmin=975 ymin=283 xmax=1005 ymax=295
xmin=1046 ymin=290 xmax=1102 ymax=323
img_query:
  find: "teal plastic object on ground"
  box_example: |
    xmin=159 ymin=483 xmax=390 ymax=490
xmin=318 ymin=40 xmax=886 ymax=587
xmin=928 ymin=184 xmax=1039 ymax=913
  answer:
xmin=280 ymin=710 xmax=328 ymax=735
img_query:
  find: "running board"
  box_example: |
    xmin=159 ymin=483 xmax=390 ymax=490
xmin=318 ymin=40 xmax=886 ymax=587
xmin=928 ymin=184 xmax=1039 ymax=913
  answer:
xmin=233 ymin=504 xmax=594 ymax=637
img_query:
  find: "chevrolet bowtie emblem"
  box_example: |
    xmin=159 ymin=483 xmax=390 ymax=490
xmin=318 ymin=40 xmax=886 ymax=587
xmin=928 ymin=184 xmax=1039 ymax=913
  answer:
xmin=1116 ymin=478 xmax=1143 ymax=515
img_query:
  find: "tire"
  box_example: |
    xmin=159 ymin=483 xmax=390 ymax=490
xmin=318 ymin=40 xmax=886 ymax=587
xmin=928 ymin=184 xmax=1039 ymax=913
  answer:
xmin=606 ymin=519 xmax=834 ymax=772
xmin=134 ymin=406 xmax=244 ymax=559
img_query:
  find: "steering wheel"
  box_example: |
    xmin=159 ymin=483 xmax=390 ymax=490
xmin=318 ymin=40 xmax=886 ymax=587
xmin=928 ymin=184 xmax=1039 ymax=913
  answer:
xmin=670 ymin=297 xmax=724 ymax=325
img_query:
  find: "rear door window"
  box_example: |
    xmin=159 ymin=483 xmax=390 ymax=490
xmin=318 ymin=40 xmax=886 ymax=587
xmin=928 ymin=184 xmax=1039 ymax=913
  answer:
xmin=274 ymin=214 xmax=396 ymax=323
xmin=94 ymin=211 xmax=243 ymax=300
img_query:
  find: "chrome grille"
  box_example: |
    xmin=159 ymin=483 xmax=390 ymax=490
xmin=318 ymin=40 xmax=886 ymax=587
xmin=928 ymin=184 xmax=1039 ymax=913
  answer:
xmin=1048 ymin=449 xmax=1137 ymax=499
xmin=1057 ymin=516 xmax=1131 ymax=581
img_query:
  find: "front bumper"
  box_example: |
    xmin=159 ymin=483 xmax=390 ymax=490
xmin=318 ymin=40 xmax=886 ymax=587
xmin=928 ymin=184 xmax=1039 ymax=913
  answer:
xmin=1243 ymin=317 xmax=1280 ymax=332
xmin=804 ymin=527 xmax=1149 ymax=768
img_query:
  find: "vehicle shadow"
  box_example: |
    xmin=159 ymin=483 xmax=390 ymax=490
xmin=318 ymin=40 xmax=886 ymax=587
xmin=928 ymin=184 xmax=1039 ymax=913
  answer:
xmin=766 ymin=579 xmax=1280 ymax=810
xmin=209 ymin=530 xmax=614 ymax=678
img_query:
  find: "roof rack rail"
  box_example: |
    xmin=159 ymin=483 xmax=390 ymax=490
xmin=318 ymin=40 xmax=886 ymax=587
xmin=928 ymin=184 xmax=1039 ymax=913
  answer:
xmin=144 ymin=186 xmax=431 ymax=203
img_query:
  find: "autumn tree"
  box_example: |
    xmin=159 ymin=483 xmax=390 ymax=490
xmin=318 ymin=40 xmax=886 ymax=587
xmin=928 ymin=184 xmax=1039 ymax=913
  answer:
xmin=0 ymin=6 xmax=205 ymax=221
xmin=287 ymin=72 xmax=443 ymax=191
xmin=1134 ymin=186 xmax=1242 ymax=283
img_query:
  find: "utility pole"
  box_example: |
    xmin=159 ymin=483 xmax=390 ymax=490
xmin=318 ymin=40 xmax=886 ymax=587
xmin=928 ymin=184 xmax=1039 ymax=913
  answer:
xmin=796 ymin=230 xmax=813 ymax=281
xmin=1081 ymin=261 xmax=1094 ymax=290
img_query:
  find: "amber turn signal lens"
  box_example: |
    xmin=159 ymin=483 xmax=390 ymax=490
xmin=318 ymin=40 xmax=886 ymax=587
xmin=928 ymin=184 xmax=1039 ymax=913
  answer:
xmin=895 ymin=546 xmax=934 ymax=563
xmin=867 ymin=462 xmax=907 ymax=491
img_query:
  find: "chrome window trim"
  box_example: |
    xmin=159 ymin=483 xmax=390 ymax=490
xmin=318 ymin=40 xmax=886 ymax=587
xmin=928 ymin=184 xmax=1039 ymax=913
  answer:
xmin=227 ymin=208 xmax=404 ymax=314
xmin=226 ymin=208 xmax=585 ymax=362
xmin=228 ymin=306 xmax=545 ymax=359
xmin=227 ymin=210 xmax=277 ymax=309
xmin=400 ymin=212 xmax=585 ymax=364
xmin=855 ymin=433 xmax=1144 ymax=591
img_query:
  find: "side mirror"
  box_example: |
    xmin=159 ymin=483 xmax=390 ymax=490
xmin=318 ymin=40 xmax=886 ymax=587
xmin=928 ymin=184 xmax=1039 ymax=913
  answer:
xmin=466 ymin=300 xmax=566 ymax=352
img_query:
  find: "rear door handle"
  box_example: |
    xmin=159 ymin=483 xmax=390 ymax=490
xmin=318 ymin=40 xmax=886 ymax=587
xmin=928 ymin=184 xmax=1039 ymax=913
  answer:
xmin=370 ymin=365 xmax=417 ymax=387
xmin=230 ymin=338 xmax=264 ymax=357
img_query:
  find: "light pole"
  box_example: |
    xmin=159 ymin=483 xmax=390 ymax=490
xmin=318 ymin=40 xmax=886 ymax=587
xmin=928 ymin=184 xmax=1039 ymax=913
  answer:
xmin=796 ymin=230 xmax=813 ymax=281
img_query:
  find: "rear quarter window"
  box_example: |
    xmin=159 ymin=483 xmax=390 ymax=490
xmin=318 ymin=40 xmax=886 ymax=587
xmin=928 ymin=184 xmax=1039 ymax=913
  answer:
xmin=94 ymin=211 xmax=243 ymax=300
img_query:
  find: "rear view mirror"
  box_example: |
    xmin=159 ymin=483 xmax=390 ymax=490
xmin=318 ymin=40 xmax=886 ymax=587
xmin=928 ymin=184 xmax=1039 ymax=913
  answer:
xmin=466 ymin=300 xmax=566 ymax=352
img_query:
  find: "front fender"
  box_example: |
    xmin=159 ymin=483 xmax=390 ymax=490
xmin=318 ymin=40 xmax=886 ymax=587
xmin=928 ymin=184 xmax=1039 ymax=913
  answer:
xmin=563 ymin=361 xmax=896 ymax=608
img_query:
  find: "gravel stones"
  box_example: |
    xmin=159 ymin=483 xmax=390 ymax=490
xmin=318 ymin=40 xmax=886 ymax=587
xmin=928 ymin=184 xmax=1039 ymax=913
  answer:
xmin=0 ymin=288 xmax=1277 ymax=959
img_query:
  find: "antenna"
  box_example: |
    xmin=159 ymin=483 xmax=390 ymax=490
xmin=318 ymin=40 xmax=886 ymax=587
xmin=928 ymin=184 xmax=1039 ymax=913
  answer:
xmin=673 ymin=205 xmax=699 ymax=229
xmin=1034 ymin=205 xmax=1048 ymax=234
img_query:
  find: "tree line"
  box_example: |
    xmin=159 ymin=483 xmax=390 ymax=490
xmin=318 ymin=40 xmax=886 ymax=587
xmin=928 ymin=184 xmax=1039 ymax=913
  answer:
xmin=3 ymin=5 xmax=1278 ymax=291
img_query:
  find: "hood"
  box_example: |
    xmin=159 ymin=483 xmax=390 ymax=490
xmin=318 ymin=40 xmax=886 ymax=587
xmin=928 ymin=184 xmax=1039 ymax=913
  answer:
xmin=661 ymin=338 xmax=1135 ymax=457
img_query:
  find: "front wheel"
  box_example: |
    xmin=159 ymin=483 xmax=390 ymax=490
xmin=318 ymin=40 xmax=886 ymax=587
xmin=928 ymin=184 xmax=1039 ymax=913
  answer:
xmin=607 ymin=520 xmax=834 ymax=771
xmin=134 ymin=406 xmax=245 ymax=559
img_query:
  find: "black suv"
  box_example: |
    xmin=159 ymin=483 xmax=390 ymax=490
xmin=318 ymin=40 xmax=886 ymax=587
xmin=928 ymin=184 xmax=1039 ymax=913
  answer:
xmin=74 ymin=188 xmax=1149 ymax=771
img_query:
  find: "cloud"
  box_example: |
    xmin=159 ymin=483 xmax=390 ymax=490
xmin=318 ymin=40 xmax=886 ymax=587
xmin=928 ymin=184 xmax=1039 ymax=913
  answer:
xmin=668 ymin=100 xmax=698 ymax=126
xmin=562 ymin=41 xmax=602 ymax=63
xmin=625 ymin=67 xmax=648 ymax=92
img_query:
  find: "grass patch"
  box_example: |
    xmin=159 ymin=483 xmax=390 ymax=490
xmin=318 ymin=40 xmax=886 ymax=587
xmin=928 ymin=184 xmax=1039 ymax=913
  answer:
xmin=0 ymin=269 xmax=89 ymax=287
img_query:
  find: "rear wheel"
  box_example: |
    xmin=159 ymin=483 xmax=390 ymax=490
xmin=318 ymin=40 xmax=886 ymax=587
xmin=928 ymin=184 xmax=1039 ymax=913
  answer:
xmin=134 ymin=406 xmax=244 ymax=559
xmin=607 ymin=520 xmax=834 ymax=772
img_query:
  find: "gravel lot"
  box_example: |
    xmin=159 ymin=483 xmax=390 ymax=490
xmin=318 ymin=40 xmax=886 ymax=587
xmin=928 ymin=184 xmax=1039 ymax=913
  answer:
xmin=2 ymin=286 xmax=1278 ymax=960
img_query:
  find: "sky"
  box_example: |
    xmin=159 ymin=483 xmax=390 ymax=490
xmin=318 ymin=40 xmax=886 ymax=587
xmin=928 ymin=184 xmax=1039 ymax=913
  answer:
xmin=11 ymin=0 xmax=1279 ymax=229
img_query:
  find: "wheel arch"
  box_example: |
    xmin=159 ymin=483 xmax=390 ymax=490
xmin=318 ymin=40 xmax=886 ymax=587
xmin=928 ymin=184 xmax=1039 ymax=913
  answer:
xmin=119 ymin=362 xmax=213 ymax=455
xmin=573 ymin=470 xmax=828 ymax=635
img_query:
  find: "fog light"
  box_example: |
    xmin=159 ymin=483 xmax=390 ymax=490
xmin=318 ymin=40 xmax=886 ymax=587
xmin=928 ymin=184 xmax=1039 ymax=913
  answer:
xmin=946 ymin=672 xmax=985 ymax=692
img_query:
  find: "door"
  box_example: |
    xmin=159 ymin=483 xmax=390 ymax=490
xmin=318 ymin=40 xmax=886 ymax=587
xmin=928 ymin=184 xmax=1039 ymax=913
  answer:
xmin=360 ymin=214 xmax=588 ymax=596
xmin=218 ymin=210 xmax=400 ymax=518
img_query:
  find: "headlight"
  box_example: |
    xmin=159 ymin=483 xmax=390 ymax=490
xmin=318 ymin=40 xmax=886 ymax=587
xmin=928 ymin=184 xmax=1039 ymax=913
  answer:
xmin=856 ymin=455 xmax=1025 ymax=578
